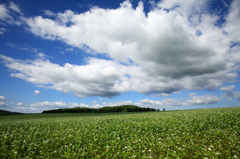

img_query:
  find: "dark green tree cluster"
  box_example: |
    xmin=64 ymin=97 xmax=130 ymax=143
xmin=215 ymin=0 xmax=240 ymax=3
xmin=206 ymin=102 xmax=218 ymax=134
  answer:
xmin=42 ymin=105 xmax=157 ymax=114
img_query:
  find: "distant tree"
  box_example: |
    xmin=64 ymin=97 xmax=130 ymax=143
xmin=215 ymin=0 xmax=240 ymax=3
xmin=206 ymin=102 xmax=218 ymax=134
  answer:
xmin=163 ymin=108 xmax=165 ymax=111
xmin=122 ymin=109 xmax=127 ymax=112
xmin=157 ymin=109 xmax=160 ymax=111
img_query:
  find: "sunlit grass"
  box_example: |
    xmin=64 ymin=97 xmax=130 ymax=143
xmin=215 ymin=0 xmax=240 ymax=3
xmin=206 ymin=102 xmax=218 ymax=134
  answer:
xmin=0 ymin=107 xmax=239 ymax=158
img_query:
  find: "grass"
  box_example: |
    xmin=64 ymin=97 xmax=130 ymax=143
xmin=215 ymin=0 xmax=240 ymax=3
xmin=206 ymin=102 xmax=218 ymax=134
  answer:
xmin=0 ymin=107 xmax=239 ymax=158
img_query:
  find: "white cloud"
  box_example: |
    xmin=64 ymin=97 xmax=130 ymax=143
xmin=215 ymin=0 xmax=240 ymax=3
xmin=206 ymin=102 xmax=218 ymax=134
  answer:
xmin=228 ymin=45 xmax=240 ymax=63
xmin=0 ymin=0 xmax=240 ymax=98
xmin=0 ymin=28 xmax=7 ymax=34
xmin=138 ymin=94 xmax=222 ymax=107
xmin=24 ymin=92 xmax=225 ymax=112
xmin=17 ymin=102 xmax=27 ymax=106
xmin=0 ymin=52 xmax=237 ymax=98
xmin=102 ymin=100 xmax=135 ymax=106
xmin=0 ymin=96 xmax=8 ymax=107
xmin=16 ymin=107 xmax=30 ymax=110
xmin=66 ymin=48 xmax=74 ymax=51
xmin=221 ymin=85 xmax=240 ymax=101
xmin=0 ymin=4 xmax=11 ymax=21
xmin=186 ymin=94 xmax=222 ymax=105
xmin=0 ymin=95 xmax=6 ymax=101
xmin=233 ymin=92 xmax=240 ymax=101
xmin=99 ymin=98 xmax=103 ymax=101
xmin=137 ymin=98 xmax=188 ymax=107
xmin=31 ymin=100 xmax=66 ymax=107
xmin=0 ymin=54 xmax=130 ymax=97
xmin=188 ymin=93 xmax=198 ymax=97
xmin=79 ymin=103 xmax=89 ymax=107
xmin=30 ymin=100 xmax=89 ymax=108
xmin=12 ymin=106 xmax=40 ymax=113
xmin=224 ymin=0 xmax=240 ymax=43
xmin=221 ymin=85 xmax=235 ymax=92
xmin=0 ymin=3 xmax=22 ymax=25
xmin=0 ymin=101 xmax=8 ymax=107
xmin=43 ymin=10 xmax=56 ymax=17
xmin=152 ymin=93 xmax=171 ymax=97
xmin=91 ymin=104 xmax=102 ymax=108
xmin=221 ymin=85 xmax=235 ymax=97
xmin=34 ymin=90 xmax=42 ymax=95
xmin=101 ymin=94 xmax=222 ymax=108
xmin=9 ymin=2 xmax=23 ymax=15
xmin=68 ymin=102 xmax=89 ymax=108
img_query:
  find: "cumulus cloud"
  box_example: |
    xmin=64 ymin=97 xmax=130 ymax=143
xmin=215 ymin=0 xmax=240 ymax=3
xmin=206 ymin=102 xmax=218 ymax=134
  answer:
xmin=233 ymin=92 xmax=240 ymax=101
xmin=12 ymin=106 xmax=40 ymax=113
xmin=0 ymin=101 xmax=8 ymax=107
xmin=152 ymin=93 xmax=171 ymax=97
xmin=221 ymin=85 xmax=240 ymax=101
xmin=139 ymin=94 xmax=222 ymax=107
xmin=136 ymin=98 xmax=188 ymax=107
xmin=224 ymin=0 xmax=240 ymax=43
xmin=101 ymin=94 xmax=222 ymax=108
xmin=186 ymin=94 xmax=222 ymax=105
xmin=0 ymin=95 xmax=8 ymax=107
xmin=25 ymin=93 xmax=223 ymax=112
xmin=17 ymin=102 xmax=27 ymax=106
xmin=0 ymin=54 xmax=131 ymax=97
xmin=30 ymin=100 xmax=89 ymax=108
xmin=0 ymin=95 xmax=6 ymax=101
xmin=188 ymin=93 xmax=198 ymax=97
xmin=0 ymin=50 xmax=236 ymax=98
xmin=16 ymin=107 xmax=38 ymax=110
xmin=0 ymin=0 xmax=240 ymax=97
xmin=34 ymin=90 xmax=42 ymax=95
xmin=102 ymin=100 xmax=135 ymax=106
xmin=221 ymin=85 xmax=235 ymax=97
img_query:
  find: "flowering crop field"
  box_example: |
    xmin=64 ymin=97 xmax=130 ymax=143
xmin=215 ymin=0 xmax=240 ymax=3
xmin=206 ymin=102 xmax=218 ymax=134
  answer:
xmin=0 ymin=107 xmax=240 ymax=158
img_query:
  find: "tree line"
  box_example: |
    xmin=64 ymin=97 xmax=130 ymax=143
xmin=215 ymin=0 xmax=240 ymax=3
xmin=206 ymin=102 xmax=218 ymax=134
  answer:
xmin=42 ymin=105 xmax=160 ymax=113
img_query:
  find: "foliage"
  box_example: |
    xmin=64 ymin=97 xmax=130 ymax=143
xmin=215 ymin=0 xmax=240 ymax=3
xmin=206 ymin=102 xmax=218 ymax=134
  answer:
xmin=0 ymin=107 xmax=240 ymax=158
xmin=42 ymin=105 xmax=157 ymax=114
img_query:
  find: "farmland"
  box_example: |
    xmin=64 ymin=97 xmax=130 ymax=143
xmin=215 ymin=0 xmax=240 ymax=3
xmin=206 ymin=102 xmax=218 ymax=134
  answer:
xmin=0 ymin=107 xmax=240 ymax=158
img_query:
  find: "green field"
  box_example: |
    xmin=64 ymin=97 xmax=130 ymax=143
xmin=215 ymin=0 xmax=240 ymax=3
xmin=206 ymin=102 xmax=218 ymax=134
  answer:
xmin=0 ymin=107 xmax=239 ymax=158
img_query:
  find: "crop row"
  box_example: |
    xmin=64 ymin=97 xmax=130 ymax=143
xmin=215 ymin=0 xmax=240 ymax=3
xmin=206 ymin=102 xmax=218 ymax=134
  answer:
xmin=0 ymin=107 xmax=240 ymax=158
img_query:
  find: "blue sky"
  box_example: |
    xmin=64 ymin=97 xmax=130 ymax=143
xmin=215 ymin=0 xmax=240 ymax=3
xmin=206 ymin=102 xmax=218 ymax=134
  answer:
xmin=0 ymin=0 xmax=240 ymax=113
